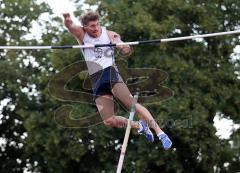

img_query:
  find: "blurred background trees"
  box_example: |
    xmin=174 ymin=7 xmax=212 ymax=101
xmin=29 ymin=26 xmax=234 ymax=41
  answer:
xmin=0 ymin=0 xmax=239 ymax=172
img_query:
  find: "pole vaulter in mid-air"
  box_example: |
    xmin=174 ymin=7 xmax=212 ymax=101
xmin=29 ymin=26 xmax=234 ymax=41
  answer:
xmin=62 ymin=11 xmax=173 ymax=150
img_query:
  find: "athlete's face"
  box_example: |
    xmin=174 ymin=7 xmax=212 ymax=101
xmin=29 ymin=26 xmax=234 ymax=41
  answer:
xmin=84 ymin=20 xmax=101 ymax=38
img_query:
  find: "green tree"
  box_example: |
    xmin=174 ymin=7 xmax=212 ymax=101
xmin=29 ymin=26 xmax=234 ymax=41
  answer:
xmin=0 ymin=0 xmax=59 ymax=172
xmin=1 ymin=0 xmax=240 ymax=173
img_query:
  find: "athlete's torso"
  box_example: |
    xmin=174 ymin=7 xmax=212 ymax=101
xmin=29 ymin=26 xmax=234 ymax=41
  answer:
xmin=82 ymin=27 xmax=115 ymax=75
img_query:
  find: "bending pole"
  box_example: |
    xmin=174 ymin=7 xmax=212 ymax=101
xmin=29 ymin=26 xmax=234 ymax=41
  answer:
xmin=116 ymin=93 xmax=139 ymax=173
xmin=0 ymin=30 xmax=239 ymax=50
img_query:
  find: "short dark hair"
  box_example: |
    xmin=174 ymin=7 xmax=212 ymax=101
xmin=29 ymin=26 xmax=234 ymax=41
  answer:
xmin=80 ymin=11 xmax=99 ymax=26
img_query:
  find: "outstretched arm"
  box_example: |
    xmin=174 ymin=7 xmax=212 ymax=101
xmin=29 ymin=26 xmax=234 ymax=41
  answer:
xmin=63 ymin=13 xmax=84 ymax=44
xmin=107 ymin=31 xmax=133 ymax=57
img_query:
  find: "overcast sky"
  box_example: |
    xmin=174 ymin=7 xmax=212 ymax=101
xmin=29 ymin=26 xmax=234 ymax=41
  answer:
xmin=27 ymin=0 xmax=96 ymax=39
xmin=38 ymin=0 xmax=94 ymax=23
xmin=40 ymin=0 xmax=77 ymax=14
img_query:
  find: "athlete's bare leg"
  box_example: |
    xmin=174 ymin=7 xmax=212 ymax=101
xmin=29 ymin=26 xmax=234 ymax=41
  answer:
xmin=111 ymin=82 xmax=163 ymax=135
xmin=95 ymin=94 xmax=139 ymax=129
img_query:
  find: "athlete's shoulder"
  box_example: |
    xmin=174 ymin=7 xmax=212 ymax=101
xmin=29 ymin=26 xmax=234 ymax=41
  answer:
xmin=106 ymin=30 xmax=120 ymax=43
xmin=107 ymin=30 xmax=120 ymax=37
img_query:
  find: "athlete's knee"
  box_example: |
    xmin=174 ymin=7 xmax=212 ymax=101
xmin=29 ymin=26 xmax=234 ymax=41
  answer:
xmin=125 ymin=98 xmax=135 ymax=111
xmin=124 ymin=97 xmax=133 ymax=110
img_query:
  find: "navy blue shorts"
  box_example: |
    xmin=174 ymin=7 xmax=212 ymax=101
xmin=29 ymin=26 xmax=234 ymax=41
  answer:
xmin=90 ymin=66 xmax=123 ymax=100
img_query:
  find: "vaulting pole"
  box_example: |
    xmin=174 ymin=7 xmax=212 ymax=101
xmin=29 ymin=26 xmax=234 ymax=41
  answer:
xmin=116 ymin=93 xmax=139 ymax=173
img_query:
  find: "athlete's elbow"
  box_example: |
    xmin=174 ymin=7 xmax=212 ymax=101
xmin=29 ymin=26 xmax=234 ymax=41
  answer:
xmin=118 ymin=46 xmax=133 ymax=57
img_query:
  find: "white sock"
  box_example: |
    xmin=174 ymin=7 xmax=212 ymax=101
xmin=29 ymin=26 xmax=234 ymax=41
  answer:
xmin=138 ymin=121 xmax=143 ymax=132
xmin=157 ymin=131 xmax=165 ymax=137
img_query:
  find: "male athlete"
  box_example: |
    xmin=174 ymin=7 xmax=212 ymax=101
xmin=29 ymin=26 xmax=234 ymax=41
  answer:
xmin=63 ymin=11 xmax=172 ymax=150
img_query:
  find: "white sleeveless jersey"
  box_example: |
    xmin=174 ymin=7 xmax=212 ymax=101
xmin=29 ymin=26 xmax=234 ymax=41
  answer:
xmin=82 ymin=27 xmax=115 ymax=75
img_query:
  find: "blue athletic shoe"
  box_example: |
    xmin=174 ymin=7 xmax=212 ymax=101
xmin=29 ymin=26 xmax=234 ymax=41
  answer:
xmin=138 ymin=120 xmax=154 ymax=142
xmin=158 ymin=133 xmax=172 ymax=150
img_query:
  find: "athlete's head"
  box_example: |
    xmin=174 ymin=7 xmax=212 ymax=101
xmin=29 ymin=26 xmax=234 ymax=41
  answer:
xmin=81 ymin=11 xmax=100 ymax=38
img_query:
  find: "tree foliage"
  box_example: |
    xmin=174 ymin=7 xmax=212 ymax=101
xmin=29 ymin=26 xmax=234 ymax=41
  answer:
xmin=0 ymin=0 xmax=240 ymax=173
